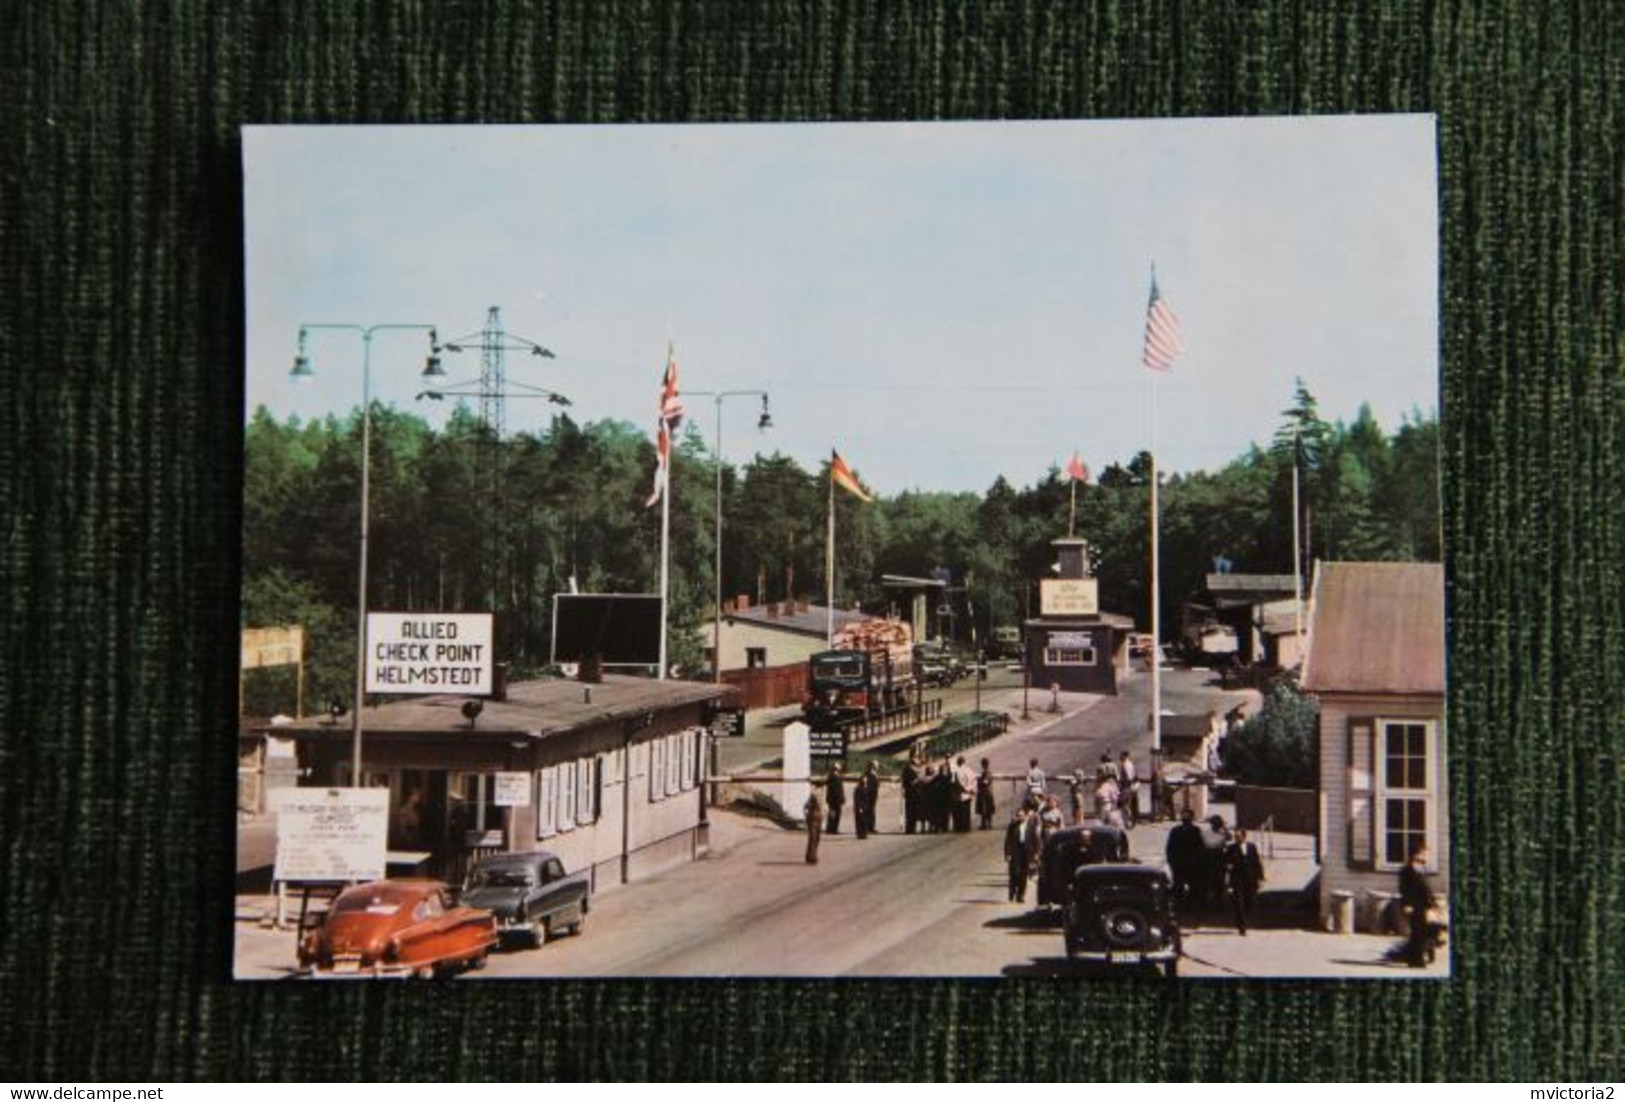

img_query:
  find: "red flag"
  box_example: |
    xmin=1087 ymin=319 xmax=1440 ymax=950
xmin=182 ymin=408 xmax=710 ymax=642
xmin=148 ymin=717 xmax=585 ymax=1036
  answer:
xmin=1141 ymin=272 xmax=1185 ymax=372
xmin=1066 ymin=452 xmax=1091 ymax=483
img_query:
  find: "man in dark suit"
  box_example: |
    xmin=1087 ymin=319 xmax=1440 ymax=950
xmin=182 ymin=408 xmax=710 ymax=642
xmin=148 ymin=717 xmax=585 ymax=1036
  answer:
xmin=1166 ymin=809 xmax=1206 ymax=909
xmin=1222 ymin=827 xmax=1266 ymax=935
xmin=901 ymin=756 xmax=921 ymax=834
xmin=853 ymin=762 xmax=880 ymax=839
xmin=1399 ymin=843 xmax=1440 ymax=967
xmin=824 ymin=762 xmax=846 ymax=834
xmin=1003 ymin=806 xmax=1042 ymax=903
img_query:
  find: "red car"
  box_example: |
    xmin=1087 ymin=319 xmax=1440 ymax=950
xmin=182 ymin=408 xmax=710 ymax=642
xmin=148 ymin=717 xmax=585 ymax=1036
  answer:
xmin=298 ymin=880 xmax=498 ymax=979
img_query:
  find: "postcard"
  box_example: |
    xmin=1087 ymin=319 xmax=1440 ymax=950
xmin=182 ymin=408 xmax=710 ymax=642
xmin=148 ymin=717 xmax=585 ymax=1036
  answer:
xmin=236 ymin=117 xmax=1445 ymax=979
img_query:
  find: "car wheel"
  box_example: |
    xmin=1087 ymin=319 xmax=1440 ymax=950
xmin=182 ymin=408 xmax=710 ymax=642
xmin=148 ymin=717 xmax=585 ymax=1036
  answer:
xmin=532 ymin=915 xmax=548 ymax=946
xmin=1162 ymin=957 xmax=1178 ymax=978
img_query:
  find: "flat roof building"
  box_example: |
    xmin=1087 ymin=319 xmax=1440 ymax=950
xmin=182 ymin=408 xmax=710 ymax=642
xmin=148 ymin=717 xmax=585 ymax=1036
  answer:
xmin=263 ymin=674 xmax=737 ymax=893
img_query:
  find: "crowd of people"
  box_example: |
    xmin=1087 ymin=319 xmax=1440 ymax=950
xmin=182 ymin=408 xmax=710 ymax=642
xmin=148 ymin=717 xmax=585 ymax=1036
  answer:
xmin=796 ymin=717 xmax=1444 ymax=968
xmin=800 ymin=742 xmax=1280 ymax=939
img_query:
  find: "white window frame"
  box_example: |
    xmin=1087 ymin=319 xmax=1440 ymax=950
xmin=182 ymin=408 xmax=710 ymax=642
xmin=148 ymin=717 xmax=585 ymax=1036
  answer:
xmin=1373 ymin=717 xmax=1438 ymax=871
xmin=665 ymin=733 xmax=681 ymax=796
xmin=557 ymin=760 xmax=577 ymax=832
xmin=680 ymin=730 xmax=697 ymax=792
xmin=1044 ymin=646 xmax=1097 ymax=667
xmin=575 ymin=756 xmax=597 ymax=825
xmin=650 ymin=738 xmax=666 ymax=802
xmin=535 ymin=766 xmax=559 ymax=838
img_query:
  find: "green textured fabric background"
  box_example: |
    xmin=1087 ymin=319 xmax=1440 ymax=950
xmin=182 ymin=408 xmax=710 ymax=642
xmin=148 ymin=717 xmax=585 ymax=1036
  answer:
xmin=1 ymin=0 xmax=1621 ymax=1082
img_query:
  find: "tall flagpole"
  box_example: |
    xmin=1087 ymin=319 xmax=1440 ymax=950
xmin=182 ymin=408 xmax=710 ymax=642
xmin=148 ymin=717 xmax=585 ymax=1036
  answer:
xmin=658 ymin=440 xmax=671 ymax=680
xmin=1291 ymin=427 xmax=1304 ymax=648
xmin=826 ymin=458 xmax=836 ymax=645
xmin=1068 ymin=475 xmax=1078 ymax=538
xmin=1150 ymin=371 xmax=1162 ymax=757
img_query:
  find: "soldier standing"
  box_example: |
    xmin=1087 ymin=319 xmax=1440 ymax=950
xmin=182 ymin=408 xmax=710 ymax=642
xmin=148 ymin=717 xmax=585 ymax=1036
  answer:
xmin=804 ymin=790 xmax=824 ymax=864
xmin=901 ymin=754 xmax=922 ymax=834
xmin=854 ymin=762 xmax=880 ymax=839
xmin=824 ymin=762 xmax=846 ymax=834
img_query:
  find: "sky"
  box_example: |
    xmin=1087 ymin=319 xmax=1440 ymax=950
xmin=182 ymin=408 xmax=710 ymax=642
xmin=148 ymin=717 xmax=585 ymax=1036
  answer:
xmin=244 ymin=117 xmax=1438 ymax=495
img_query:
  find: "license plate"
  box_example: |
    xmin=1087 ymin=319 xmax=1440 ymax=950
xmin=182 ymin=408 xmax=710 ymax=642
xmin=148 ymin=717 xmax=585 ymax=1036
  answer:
xmin=1108 ymin=951 xmax=1139 ymax=964
xmin=332 ymin=956 xmax=361 ymax=974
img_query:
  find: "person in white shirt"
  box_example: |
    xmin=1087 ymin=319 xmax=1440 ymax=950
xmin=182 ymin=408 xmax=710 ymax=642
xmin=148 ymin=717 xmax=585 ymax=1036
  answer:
xmin=1118 ymin=750 xmax=1138 ymax=827
xmin=1025 ymin=758 xmax=1046 ymax=799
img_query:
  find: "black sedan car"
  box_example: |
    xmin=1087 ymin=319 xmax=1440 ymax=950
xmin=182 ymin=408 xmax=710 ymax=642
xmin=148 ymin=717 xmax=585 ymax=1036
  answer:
xmin=1062 ymin=864 xmax=1181 ymax=977
xmin=460 ymin=851 xmax=589 ymax=947
xmin=1036 ymin=824 xmax=1132 ymax=908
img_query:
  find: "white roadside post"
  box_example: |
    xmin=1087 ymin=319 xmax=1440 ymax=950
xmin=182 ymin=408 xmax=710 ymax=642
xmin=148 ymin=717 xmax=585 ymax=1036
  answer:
xmin=782 ymin=721 xmax=812 ymax=822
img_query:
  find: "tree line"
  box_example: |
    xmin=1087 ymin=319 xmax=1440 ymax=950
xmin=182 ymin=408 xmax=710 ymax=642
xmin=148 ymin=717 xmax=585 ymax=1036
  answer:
xmin=240 ymin=381 xmax=1438 ymax=717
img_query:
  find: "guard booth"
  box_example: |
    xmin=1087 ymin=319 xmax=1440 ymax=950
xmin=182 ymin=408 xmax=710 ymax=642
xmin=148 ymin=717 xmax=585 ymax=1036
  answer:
xmin=1024 ymin=538 xmax=1134 ymax=695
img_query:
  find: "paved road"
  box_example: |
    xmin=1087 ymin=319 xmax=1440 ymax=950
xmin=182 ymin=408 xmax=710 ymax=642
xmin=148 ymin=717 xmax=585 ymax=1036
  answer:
xmin=479 ymin=664 xmax=1267 ymax=978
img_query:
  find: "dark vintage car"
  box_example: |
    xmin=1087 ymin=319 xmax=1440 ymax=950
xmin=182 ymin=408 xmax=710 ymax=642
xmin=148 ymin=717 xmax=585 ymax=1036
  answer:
xmin=1036 ymin=824 xmax=1132 ymax=908
xmin=1062 ymin=864 xmax=1181 ymax=977
xmin=298 ymin=879 xmax=498 ymax=979
xmin=461 ymin=851 xmax=590 ymax=946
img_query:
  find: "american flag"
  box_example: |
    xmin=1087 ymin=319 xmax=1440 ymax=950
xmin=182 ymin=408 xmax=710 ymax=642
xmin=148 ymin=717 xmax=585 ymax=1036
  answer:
xmin=1141 ymin=273 xmax=1185 ymax=372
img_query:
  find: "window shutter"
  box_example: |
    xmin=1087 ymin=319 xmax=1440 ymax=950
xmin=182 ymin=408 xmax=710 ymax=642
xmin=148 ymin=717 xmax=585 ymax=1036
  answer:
xmin=650 ymin=739 xmax=665 ymax=802
xmin=1348 ymin=717 xmax=1375 ymax=867
xmin=681 ymin=730 xmax=697 ymax=791
xmin=558 ymin=760 xmax=576 ymax=831
xmin=576 ymin=757 xmax=595 ymax=825
xmin=592 ymin=755 xmax=606 ymax=821
xmin=536 ymin=767 xmax=558 ymax=838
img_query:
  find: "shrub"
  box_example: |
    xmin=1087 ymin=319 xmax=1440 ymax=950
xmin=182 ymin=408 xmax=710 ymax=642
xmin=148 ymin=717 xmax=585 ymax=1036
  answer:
xmin=1225 ymin=680 xmax=1318 ymax=789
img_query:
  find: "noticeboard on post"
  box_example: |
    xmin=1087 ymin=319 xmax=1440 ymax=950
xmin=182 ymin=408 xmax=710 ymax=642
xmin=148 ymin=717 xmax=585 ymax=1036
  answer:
xmin=365 ymin=611 xmax=493 ymax=695
xmin=271 ymin=788 xmax=389 ymax=883
xmin=493 ymin=772 xmax=531 ymax=807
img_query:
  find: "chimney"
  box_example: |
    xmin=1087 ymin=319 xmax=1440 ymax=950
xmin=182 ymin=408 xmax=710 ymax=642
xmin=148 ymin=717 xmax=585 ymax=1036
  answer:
xmin=722 ymin=597 xmax=736 ymax=615
xmin=766 ymin=602 xmax=780 ymax=619
xmin=737 ymin=594 xmax=751 ymax=611
xmin=578 ymin=652 xmax=604 ymax=684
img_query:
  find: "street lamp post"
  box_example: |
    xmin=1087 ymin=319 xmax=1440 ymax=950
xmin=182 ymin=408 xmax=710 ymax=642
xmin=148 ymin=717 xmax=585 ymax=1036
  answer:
xmin=292 ymin=322 xmax=441 ymax=785
xmin=685 ymin=390 xmax=771 ymax=808
xmin=685 ymin=391 xmax=773 ymax=683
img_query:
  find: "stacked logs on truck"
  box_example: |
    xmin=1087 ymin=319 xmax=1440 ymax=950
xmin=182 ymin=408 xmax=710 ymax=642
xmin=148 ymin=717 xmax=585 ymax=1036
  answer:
xmin=832 ymin=618 xmax=914 ymax=680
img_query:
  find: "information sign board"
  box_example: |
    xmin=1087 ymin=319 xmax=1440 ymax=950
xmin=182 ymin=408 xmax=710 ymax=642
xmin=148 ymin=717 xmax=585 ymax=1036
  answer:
xmin=494 ymin=772 xmax=531 ymax=807
xmin=1040 ymin=578 xmax=1099 ymax=616
xmin=271 ymin=788 xmax=389 ymax=883
xmin=365 ymin=612 xmax=493 ymax=695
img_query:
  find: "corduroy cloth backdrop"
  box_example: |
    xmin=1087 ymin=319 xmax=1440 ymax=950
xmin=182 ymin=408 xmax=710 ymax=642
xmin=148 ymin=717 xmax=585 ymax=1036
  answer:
xmin=1 ymin=0 xmax=1620 ymax=1083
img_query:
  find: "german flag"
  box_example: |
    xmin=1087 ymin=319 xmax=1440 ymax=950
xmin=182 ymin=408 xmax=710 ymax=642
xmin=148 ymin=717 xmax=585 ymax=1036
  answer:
xmin=830 ymin=449 xmax=874 ymax=502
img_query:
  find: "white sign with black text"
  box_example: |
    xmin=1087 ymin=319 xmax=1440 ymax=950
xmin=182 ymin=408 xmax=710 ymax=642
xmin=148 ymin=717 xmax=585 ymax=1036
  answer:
xmin=493 ymin=771 xmax=532 ymax=807
xmin=365 ymin=611 xmax=494 ymax=695
xmin=271 ymin=787 xmax=389 ymax=883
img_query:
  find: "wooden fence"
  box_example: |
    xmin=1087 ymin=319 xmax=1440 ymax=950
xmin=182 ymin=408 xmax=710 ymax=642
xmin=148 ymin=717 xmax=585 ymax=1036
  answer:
xmin=721 ymin=662 xmax=808 ymax=710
